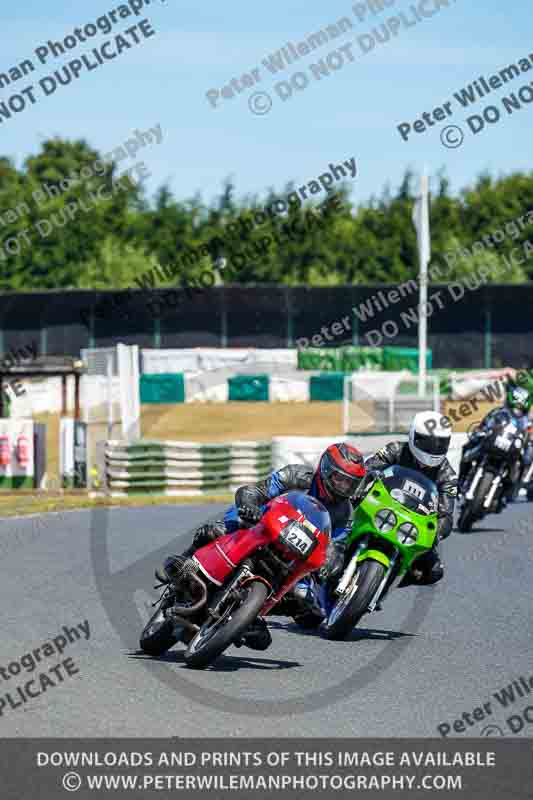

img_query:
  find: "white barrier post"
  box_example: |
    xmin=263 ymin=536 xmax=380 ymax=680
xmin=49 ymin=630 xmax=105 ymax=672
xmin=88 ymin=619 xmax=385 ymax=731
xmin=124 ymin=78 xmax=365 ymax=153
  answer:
xmin=118 ymin=344 xmax=141 ymax=442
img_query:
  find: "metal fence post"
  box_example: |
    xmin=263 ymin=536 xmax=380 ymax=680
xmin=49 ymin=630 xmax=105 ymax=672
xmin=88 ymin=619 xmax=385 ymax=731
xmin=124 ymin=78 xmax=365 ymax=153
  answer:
xmin=484 ymin=306 xmax=492 ymax=369
xmin=89 ymin=309 xmax=95 ymax=349
xmin=352 ymin=288 xmax=359 ymax=346
xmin=286 ymin=288 xmax=293 ymax=348
xmin=220 ymin=288 xmax=228 ymax=347
xmin=40 ymin=325 xmax=47 ymax=356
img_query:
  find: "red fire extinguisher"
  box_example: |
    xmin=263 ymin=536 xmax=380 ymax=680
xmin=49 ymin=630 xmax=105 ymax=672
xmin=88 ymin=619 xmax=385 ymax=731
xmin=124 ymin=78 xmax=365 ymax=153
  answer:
xmin=16 ymin=434 xmax=29 ymax=467
xmin=0 ymin=434 xmax=10 ymax=467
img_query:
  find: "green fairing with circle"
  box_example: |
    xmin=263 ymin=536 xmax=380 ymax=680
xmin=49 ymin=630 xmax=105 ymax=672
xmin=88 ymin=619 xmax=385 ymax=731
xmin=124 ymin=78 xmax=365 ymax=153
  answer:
xmin=349 ymin=467 xmax=438 ymax=572
xmin=325 ymin=465 xmax=439 ymax=640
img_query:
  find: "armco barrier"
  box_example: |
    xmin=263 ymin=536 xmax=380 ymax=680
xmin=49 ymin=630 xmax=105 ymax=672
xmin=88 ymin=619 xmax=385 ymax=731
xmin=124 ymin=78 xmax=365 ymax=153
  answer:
xmin=104 ymin=439 xmax=272 ymax=496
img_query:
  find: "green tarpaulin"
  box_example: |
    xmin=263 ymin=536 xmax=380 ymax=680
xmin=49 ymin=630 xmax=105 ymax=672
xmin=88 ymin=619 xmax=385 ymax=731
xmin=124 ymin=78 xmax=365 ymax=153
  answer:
xmin=228 ymin=375 xmax=269 ymax=402
xmin=383 ymin=347 xmax=432 ymax=372
xmin=310 ymin=373 xmax=345 ymax=402
xmin=140 ymin=374 xmax=185 ymax=404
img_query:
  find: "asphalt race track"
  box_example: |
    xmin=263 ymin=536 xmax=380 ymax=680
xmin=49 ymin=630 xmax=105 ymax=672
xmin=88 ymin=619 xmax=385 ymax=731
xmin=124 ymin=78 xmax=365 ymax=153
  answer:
xmin=1 ymin=500 xmax=532 ymax=738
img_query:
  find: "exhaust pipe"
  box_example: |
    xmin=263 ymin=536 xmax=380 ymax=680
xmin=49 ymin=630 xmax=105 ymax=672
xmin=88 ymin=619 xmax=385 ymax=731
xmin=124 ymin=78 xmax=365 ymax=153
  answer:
xmin=165 ymin=572 xmax=207 ymax=643
xmin=170 ymin=572 xmax=208 ymax=616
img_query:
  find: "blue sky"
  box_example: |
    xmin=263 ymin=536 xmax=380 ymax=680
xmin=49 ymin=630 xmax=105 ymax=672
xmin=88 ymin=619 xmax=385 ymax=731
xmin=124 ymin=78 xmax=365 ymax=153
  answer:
xmin=1 ymin=0 xmax=531 ymax=210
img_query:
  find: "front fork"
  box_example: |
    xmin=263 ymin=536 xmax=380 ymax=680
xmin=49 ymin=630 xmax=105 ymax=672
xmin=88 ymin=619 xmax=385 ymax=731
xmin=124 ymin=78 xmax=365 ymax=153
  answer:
xmin=367 ymin=551 xmax=399 ymax=612
xmin=331 ymin=535 xmax=398 ymax=613
xmin=335 ymin=537 xmax=369 ymax=596
xmin=484 ymin=473 xmax=503 ymax=509
xmin=523 ymin=462 xmax=533 ymax=485
xmin=320 ymin=539 xmax=369 ymax=616
xmin=206 ymin=564 xmax=256 ymax=622
xmin=464 ymin=464 xmax=483 ymax=501
xmin=521 ymin=441 xmax=533 ymax=485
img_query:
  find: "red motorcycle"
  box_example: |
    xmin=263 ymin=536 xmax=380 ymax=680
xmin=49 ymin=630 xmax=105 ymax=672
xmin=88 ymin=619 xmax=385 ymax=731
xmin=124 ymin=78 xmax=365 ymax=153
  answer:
xmin=140 ymin=491 xmax=331 ymax=669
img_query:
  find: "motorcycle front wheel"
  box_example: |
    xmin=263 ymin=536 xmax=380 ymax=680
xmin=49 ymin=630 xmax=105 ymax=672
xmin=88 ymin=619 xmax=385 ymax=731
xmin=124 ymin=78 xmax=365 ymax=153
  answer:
xmin=140 ymin=607 xmax=178 ymax=656
xmin=184 ymin=581 xmax=268 ymax=669
xmin=325 ymin=560 xmax=385 ymax=641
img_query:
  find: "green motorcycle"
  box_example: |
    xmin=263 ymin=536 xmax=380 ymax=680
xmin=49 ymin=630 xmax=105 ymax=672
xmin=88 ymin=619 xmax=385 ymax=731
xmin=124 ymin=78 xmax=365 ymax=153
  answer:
xmin=324 ymin=465 xmax=439 ymax=640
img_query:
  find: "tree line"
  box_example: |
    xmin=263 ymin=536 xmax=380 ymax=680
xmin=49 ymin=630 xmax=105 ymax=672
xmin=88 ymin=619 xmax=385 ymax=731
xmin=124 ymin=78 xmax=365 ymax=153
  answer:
xmin=0 ymin=137 xmax=532 ymax=291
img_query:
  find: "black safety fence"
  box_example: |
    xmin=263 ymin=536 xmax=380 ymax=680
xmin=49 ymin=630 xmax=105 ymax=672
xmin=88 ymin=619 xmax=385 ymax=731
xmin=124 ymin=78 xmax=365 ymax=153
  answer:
xmin=0 ymin=284 xmax=532 ymax=369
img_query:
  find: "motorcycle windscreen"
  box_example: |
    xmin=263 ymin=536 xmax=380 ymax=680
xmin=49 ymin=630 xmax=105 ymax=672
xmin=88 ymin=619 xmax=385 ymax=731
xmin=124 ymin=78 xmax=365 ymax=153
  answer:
xmin=380 ymin=466 xmax=438 ymax=516
xmin=487 ymin=414 xmax=522 ymax=457
xmin=280 ymin=491 xmax=332 ymax=536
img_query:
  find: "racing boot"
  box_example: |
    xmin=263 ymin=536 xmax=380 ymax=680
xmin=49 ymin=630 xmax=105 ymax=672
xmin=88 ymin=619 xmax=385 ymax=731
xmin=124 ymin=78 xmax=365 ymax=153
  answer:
xmin=235 ymin=617 xmax=272 ymax=651
xmin=400 ymin=543 xmax=444 ymax=587
xmin=291 ymin=577 xmax=324 ymax=629
xmin=319 ymin=538 xmax=346 ymax=584
xmin=414 ymin=545 xmax=444 ymax=585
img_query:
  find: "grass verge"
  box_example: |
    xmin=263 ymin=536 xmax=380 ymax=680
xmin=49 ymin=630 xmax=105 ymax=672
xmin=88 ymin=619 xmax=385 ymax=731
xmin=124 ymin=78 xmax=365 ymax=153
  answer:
xmin=0 ymin=492 xmax=233 ymax=518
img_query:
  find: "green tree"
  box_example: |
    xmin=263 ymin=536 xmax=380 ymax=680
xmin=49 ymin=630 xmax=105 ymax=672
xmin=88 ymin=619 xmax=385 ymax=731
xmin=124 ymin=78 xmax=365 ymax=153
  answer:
xmin=1 ymin=137 xmax=533 ymax=290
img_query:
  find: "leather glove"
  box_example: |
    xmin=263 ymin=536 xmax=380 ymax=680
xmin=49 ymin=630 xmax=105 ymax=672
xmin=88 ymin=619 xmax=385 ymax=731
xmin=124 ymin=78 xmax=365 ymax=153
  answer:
xmin=367 ymin=468 xmax=384 ymax=481
xmin=237 ymin=504 xmax=262 ymax=524
xmin=192 ymin=521 xmax=226 ymax=550
xmin=352 ymin=469 xmax=383 ymax=502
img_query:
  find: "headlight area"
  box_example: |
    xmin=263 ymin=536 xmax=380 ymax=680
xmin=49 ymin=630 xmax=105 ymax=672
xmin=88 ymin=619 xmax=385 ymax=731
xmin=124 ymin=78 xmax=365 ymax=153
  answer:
xmin=374 ymin=509 xmax=397 ymax=533
xmin=396 ymin=522 xmax=418 ymax=545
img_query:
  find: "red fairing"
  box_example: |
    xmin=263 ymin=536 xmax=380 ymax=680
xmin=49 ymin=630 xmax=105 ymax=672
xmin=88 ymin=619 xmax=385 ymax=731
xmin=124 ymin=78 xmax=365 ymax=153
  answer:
xmin=192 ymin=494 xmax=329 ymax=608
xmin=193 ymin=526 xmax=273 ymax=586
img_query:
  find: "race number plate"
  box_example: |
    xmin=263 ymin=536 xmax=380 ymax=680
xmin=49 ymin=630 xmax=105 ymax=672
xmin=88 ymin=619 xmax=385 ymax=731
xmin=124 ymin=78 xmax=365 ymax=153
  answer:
xmin=279 ymin=523 xmax=316 ymax=558
xmin=402 ymin=479 xmax=426 ymax=501
xmin=494 ymin=434 xmax=511 ymax=451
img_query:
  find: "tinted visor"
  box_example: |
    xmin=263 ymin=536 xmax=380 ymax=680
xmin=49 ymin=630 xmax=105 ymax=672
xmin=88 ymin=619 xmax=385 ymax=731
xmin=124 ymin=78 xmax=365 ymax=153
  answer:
xmin=328 ymin=471 xmax=360 ymax=497
xmin=321 ymin=452 xmax=365 ymax=498
xmin=413 ymin=432 xmax=450 ymax=456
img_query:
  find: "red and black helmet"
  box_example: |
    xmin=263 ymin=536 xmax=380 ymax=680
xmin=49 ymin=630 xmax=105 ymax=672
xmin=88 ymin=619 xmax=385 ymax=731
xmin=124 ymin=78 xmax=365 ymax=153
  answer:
xmin=316 ymin=443 xmax=366 ymax=500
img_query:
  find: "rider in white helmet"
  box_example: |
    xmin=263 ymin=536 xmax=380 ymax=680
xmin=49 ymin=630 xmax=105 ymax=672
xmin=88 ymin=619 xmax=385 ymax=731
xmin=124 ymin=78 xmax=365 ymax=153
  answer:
xmin=365 ymin=411 xmax=457 ymax=584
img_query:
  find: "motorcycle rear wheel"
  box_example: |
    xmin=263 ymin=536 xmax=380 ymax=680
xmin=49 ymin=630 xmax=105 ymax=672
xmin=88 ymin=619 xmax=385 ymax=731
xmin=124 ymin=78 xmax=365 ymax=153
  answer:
xmin=184 ymin=581 xmax=268 ymax=669
xmin=325 ymin=560 xmax=385 ymax=641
